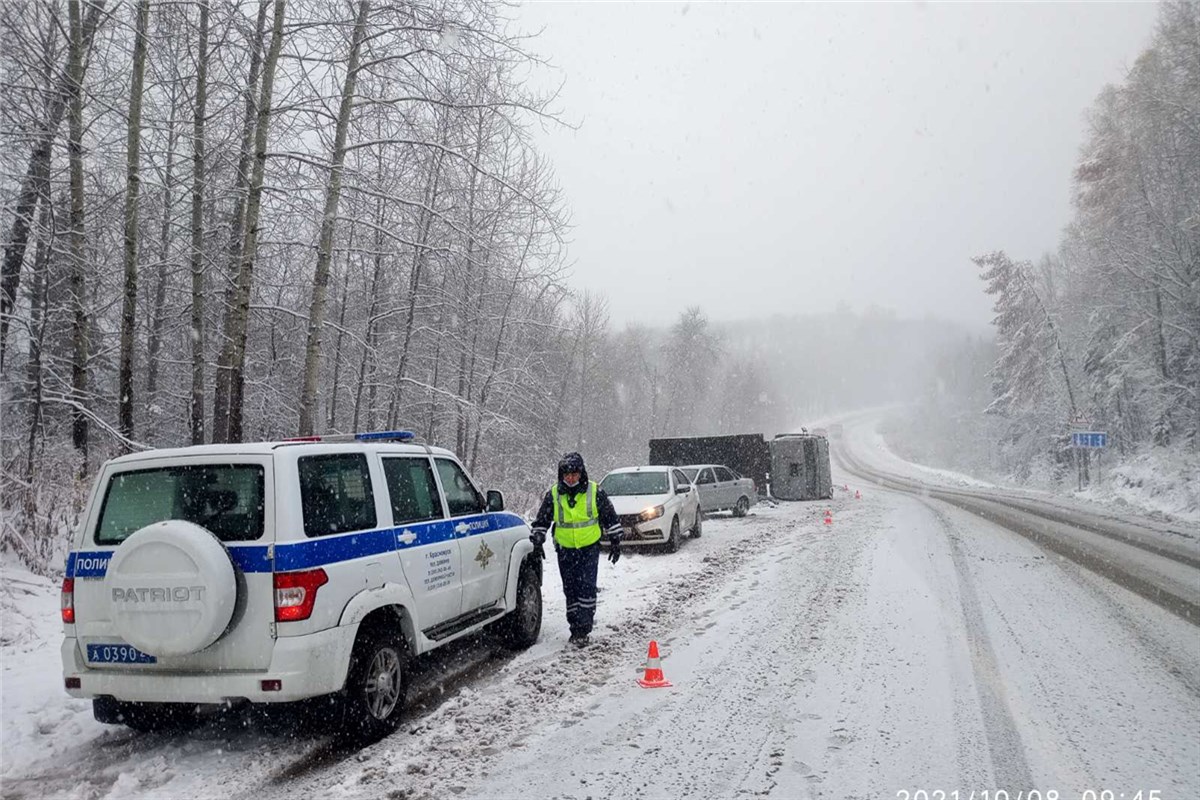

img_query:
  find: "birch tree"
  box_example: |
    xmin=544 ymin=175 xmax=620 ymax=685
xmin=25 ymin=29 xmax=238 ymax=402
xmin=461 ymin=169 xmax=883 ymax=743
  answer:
xmin=186 ymin=1 xmax=209 ymax=444
xmin=212 ymin=0 xmax=284 ymax=443
xmin=297 ymin=0 xmax=370 ymax=436
xmin=66 ymin=0 xmax=89 ymax=465
xmin=117 ymin=0 xmax=150 ymax=442
xmin=0 ymin=0 xmax=105 ymax=366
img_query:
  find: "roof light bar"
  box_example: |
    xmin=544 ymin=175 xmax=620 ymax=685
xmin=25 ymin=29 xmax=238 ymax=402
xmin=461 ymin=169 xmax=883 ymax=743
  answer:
xmin=355 ymin=430 xmax=415 ymax=442
xmin=281 ymin=430 xmax=416 ymax=444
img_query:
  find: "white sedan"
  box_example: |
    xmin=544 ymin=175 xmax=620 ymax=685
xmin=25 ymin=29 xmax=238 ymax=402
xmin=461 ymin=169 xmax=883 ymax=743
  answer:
xmin=598 ymin=466 xmax=702 ymax=553
xmin=680 ymin=464 xmax=757 ymax=517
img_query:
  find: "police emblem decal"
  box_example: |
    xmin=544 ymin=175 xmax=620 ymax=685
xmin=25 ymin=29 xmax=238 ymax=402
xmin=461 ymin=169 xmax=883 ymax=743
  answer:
xmin=475 ymin=541 xmax=495 ymax=569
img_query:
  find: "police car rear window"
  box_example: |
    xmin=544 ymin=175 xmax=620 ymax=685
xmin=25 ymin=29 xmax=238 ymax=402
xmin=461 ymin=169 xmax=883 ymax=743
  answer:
xmin=95 ymin=464 xmax=265 ymax=544
xmin=382 ymin=457 xmax=445 ymax=524
xmin=299 ymin=453 xmax=377 ymax=537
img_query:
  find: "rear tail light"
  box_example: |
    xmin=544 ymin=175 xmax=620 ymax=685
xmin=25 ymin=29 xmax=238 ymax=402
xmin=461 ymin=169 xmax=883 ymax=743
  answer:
xmin=61 ymin=578 xmax=75 ymax=624
xmin=273 ymin=568 xmax=328 ymax=622
xmin=65 ymin=677 xmax=81 ymax=690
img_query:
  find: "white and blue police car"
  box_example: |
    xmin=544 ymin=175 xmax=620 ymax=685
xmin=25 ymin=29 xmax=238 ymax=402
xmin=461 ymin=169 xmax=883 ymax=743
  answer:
xmin=60 ymin=431 xmax=541 ymax=736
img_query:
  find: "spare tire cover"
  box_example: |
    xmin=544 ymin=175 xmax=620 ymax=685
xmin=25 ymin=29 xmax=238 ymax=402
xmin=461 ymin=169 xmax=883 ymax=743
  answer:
xmin=105 ymin=520 xmax=238 ymax=657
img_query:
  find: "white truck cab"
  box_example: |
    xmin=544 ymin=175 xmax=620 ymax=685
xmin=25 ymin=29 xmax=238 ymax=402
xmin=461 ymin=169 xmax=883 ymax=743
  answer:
xmin=60 ymin=431 xmax=541 ymax=737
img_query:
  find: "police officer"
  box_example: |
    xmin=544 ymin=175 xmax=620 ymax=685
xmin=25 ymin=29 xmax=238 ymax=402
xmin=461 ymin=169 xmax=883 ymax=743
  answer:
xmin=530 ymin=452 xmax=622 ymax=647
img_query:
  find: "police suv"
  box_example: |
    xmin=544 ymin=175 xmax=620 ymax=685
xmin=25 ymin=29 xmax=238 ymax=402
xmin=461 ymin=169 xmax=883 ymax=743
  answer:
xmin=60 ymin=431 xmax=542 ymax=737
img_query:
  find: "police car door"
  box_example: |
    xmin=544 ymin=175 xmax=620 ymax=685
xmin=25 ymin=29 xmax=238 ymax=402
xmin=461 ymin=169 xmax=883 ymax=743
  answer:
xmin=380 ymin=455 xmax=463 ymax=626
xmin=433 ymin=458 xmax=510 ymax=614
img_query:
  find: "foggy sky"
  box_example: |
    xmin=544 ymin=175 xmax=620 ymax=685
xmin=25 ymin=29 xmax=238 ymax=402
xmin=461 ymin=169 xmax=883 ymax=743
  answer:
xmin=517 ymin=1 xmax=1159 ymax=333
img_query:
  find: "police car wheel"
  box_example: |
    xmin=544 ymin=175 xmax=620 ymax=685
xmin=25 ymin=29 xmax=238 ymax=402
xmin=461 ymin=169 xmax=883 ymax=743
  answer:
xmin=664 ymin=517 xmax=681 ymax=553
xmin=733 ymin=497 xmax=749 ymax=517
xmin=345 ymin=629 xmax=407 ymax=739
xmin=499 ymin=563 xmax=542 ymax=650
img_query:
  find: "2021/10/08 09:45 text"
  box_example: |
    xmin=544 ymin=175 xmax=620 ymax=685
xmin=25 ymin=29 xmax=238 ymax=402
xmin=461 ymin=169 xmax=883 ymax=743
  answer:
xmin=896 ymin=791 xmax=1163 ymax=800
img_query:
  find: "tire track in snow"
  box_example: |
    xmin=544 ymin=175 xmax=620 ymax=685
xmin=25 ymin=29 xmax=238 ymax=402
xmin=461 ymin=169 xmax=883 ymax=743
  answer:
xmin=245 ymin=513 xmax=810 ymax=800
xmin=453 ymin=509 xmax=872 ymax=800
xmin=918 ymin=496 xmax=1200 ymax=796
xmin=834 ymin=438 xmax=1200 ymax=627
xmin=922 ymin=499 xmax=1036 ymax=795
xmin=1049 ymin=567 xmax=1200 ymax=700
xmin=621 ymin=528 xmax=852 ymax=799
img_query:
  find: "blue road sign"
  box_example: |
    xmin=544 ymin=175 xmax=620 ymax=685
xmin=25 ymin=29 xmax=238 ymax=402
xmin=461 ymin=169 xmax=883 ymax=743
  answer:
xmin=1071 ymin=432 xmax=1108 ymax=449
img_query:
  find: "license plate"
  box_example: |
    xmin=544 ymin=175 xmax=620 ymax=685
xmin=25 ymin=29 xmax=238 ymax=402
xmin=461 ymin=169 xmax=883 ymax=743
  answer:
xmin=86 ymin=643 xmax=156 ymax=664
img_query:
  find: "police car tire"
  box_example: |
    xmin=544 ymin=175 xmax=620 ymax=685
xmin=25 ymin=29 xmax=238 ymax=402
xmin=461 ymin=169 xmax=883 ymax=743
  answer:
xmin=664 ymin=517 xmax=681 ymax=553
xmin=498 ymin=562 xmax=541 ymax=650
xmin=733 ymin=496 xmax=750 ymax=517
xmin=105 ymin=520 xmax=238 ymax=657
xmin=344 ymin=627 xmax=408 ymax=739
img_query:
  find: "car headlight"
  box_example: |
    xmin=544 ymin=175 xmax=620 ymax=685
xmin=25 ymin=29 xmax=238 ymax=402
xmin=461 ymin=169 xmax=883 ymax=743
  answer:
xmin=638 ymin=505 xmax=664 ymax=522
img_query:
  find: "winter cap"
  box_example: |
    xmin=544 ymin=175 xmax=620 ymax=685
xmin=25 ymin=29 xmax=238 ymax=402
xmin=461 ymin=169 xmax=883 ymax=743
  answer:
xmin=557 ymin=452 xmax=588 ymax=489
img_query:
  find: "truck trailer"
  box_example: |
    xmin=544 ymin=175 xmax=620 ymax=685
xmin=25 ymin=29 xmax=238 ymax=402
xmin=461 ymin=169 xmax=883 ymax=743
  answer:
xmin=648 ymin=433 xmax=770 ymax=494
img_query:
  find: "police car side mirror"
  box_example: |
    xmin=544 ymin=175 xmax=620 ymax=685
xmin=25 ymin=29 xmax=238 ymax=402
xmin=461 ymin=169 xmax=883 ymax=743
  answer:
xmin=675 ymin=486 xmax=689 ymax=495
xmin=486 ymin=490 xmax=505 ymax=512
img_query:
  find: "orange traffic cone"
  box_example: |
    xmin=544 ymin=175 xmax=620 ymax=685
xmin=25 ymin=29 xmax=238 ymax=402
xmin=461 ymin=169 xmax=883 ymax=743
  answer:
xmin=854 ymin=489 xmax=861 ymax=500
xmin=823 ymin=509 xmax=833 ymax=525
xmin=637 ymin=640 xmax=673 ymax=688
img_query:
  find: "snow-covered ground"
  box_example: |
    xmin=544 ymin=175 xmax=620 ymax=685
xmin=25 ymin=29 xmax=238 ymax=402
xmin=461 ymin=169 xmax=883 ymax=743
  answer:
xmin=839 ymin=410 xmax=1200 ymax=541
xmin=837 ymin=410 xmax=996 ymax=489
xmin=4 ymin=466 xmax=1198 ymax=799
xmin=872 ymin=406 xmax=1200 ymax=525
xmin=2 ymin=507 xmax=816 ymax=798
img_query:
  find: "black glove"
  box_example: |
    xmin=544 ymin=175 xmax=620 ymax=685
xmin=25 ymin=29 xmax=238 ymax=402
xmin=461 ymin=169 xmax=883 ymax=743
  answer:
xmin=607 ymin=531 xmax=622 ymax=564
xmin=530 ymin=528 xmax=546 ymax=558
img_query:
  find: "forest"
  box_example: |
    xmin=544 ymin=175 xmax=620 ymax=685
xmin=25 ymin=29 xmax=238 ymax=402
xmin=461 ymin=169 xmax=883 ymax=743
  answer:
xmin=896 ymin=2 xmax=1198 ymax=511
xmin=3 ymin=1 xmax=1197 ymax=572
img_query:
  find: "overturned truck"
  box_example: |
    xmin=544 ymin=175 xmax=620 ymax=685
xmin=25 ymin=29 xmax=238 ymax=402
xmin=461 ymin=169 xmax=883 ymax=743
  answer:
xmin=770 ymin=433 xmax=832 ymax=501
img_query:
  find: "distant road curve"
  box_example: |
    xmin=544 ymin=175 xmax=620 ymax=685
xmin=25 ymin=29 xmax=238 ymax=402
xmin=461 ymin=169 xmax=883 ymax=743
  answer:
xmin=831 ymin=433 xmax=1200 ymax=628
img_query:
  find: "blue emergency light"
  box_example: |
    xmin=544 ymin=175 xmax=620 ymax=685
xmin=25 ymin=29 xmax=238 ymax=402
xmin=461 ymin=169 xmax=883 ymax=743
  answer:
xmin=282 ymin=430 xmax=416 ymax=443
xmin=354 ymin=430 xmax=416 ymax=442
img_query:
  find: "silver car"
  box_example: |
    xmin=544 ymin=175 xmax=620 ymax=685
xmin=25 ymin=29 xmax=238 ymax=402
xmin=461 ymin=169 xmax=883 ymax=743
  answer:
xmin=679 ymin=464 xmax=756 ymax=517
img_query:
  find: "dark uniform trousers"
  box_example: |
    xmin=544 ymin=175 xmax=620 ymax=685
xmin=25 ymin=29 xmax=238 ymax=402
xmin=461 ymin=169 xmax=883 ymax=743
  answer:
xmin=556 ymin=542 xmax=600 ymax=636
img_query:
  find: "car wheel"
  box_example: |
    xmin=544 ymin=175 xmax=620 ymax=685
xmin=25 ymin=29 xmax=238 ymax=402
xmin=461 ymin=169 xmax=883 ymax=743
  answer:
xmin=664 ymin=516 xmax=681 ymax=553
xmin=691 ymin=510 xmax=702 ymax=538
xmin=344 ymin=626 xmax=408 ymax=740
xmin=733 ymin=496 xmax=750 ymax=517
xmin=497 ymin=562 xmax=542 ymax=650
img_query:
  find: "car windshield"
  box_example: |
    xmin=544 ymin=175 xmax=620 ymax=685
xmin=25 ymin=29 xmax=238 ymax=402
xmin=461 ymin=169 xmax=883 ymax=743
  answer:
xmin=600 ymin=472 xmax=669 ymax=496
xmin=679 ymin=468 xmax=699 ymax=481
xmin=95 ymin=465 xmax=265 ymax=544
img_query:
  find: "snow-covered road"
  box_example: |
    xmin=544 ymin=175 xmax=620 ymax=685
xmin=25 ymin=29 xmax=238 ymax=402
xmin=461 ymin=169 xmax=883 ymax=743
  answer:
xmin=4 ymin=428 xmax=1198 ymax=799
xmin=445 ymin=489 xmax=1198 ymax=799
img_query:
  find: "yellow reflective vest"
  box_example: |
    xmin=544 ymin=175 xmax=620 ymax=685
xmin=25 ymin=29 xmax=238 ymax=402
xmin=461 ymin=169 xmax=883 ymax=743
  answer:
xmin=551 ymin=481 xmax=602 ymax=549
